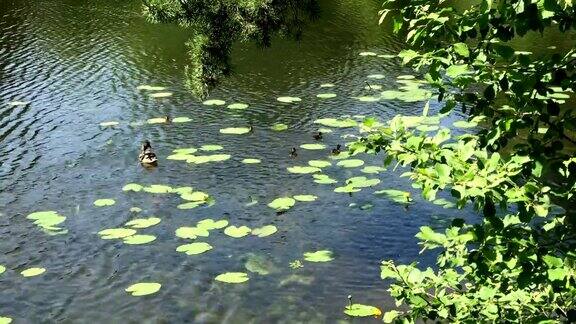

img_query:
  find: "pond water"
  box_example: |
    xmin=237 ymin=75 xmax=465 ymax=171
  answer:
xmin=0 ymin=0 xmax=477 ymax=322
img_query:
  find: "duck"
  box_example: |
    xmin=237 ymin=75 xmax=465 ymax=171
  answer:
xmin=139 ymin=140 xmax=158 ymax=166
xmin=331 ymin=144 xmax=341 ymax=155
xmin=289 ymin=147 xmax=298 ymax=158
xmin=313 ymin=131 xmax=323 ymax=140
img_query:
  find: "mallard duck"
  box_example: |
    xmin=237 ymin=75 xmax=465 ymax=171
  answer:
xmin=289 ymin=147 xmax=298 ymax=158
xmin=313 ymin=131 xmax=323 ymax=140
xmin=331 ymin=144 xmax=341 ymax=155
xmin=139 ymin=140 xmax=158 ymax=166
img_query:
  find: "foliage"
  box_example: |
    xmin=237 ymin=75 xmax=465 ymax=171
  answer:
xmin=352 ymin=0 xmax=576 ymax=322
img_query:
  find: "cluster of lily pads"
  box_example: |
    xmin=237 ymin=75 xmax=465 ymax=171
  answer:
xmin=267 ymin=195 xmax=317 ymax=212
xmin=122 ymin=183 xmax=213 ymax=210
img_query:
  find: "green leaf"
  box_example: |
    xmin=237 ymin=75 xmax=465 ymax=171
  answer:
xmin=219 ymin=127 xmax=251 ymax=135
xmin=287 ymin=166 xmax=322 ymax=174
xmin=215 ymin=272 xmax=249 ymax=283
xmin=21 ymin=267 xmax=46 ymax=277
xmin=293 ymin=195 xmax=318 ymax=202
xmin=176 ymin=242 xmax=213 ymax=255
xmin=300 ymin=143 xmax=326 ymax=150
xmin=344 ymin=304 xmax=382 ymax=317
xmin=125 ymin=282 xmax=161 ymax=296
xmin=383 ymin=310 xmax=400 ymax=323
xmin=224 ymin=225 xmax=251 ymax=238
xmin=415 ymin=226 xmax=446 ymax=244
xmin=175 ymin=226 xmax=209 ymax=239
xmin=123 ymin=234 xmax=156 ymax=245
xmin=267 ymin=197 xmax=296 ymax=211
xmin=125 ymin=217 xmax=161 ymax=229
xmin=93 ymin=199 xmax=115 ymax=207
xmin=445 ymin=64 xmax=470 ymax=78
xmin=98 ymin=228 xmax=137 ymax=239
xmin=251 ymin=225 xmax=278 ymax=237
xmin=336 ymin=159 xmax=365 ymax=168
xmin=303 ymin=250 xmax=334 ymax=262
xmin=453 ymin=42 xmax=470 ymax=57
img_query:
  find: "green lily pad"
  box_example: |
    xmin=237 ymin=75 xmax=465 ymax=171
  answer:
xmin=329 ymin=151 xmax=351 ymax=160
xmin=130 ymin=207 xmax=142 ymax=213
xmin=344 ymin=304 xmax=382 ymax=317
xmin=364 ymin=84 xmax=383 ymax=90
xmin=316 ymin=93 xmax=337 ymax=99
xmin=147 ymin=117 xmax=167 ymax=124
xmin=300 ymin=143 xmax=326 ymax=150
xmin=453 ymin=120 xmax=478 ymax=128
xmin=267 ymin=197 xmax=296 ymax=211
xmin=203 ymin=99 xmax=226 ymax=106
xmin=397 ymin=74 xmax=415 ymax=80
xmin=347 ymin=176 xmax=381 ymax=188
xmin=172 ymin=117 xmax=192 ymax=123
xmin=356 ymin=96 xmax=380 ymax=102
xmin=173 ymin=186 xmax=194 ymax=195
xmin=245 ymin=253 xmax=278 ymax=275
xmin=334 ymin=185 xmax=361 ymax=193
xmin=215 ymin=272 xmax=249 ymax=283
xmin=176 ymin=242 xmax=213 ymax=255
xmin=181 ymin=191 xmax=209 ymax=201
xmin=177 ymin=202 xmax=202 ymax=210
xmin=303 ymin=250 xmax=334 ymax=262
xmin=186 ymin=154 xmax=231 ymax=164
xmin=313 ymin=174 xmax=338 ymax=184
xmin=173 ymin=148 xmax=198 ymax=154
xmin=197 ymin=219 xmax=229 ymax=230
xmin=337 ymin=159 xmax=365 ymax=168
xmin=361 ymin=166 xmax=385 ymax=174
xmin=251 ymin=225 xmax=278 ymax=237
xmin=149 ymin=92 xmax=172 ymax=98
xmin=175 ymin=227 xmax=209 ymax=239
xmin=367 ymin=74 xmax=385 ymax=79
xmin=270 ymin=123 xmax=288 ymax=131
xmin=0 ymin=265 xmax=5 ymax=275
xmin=227 ymin=103 xmax=248 ymax=109
xmin=125 ymin=282 xmax=161 ymax=296
xmin=98 ymin=228 xmax=137 ymax=239
xmin=314 ymin=118 xmax=357 ymax=128
xmin=122 ymin=183 xmax=143 ymax=192
xmin=137 ymin=85 xmax=166 ymax=91
xmin=293 ymin=195 xmax=318 ymax=202
xmin=143 ymin=185 xmax=173 ymax=194
xmin=0 ymin=317 xmax=12 ymax=324
xmin=242 ymin=158 xmax=261 ymax=164
xmin=359 ymin=51 xmax=377 ymax=56
xmin=8 ymin=100 xmax=29 ymax=106
xmin=94 ymin=199 xmax=115 ymax=207
xmin=277 ymin=96 xmax=301 ymax=103
xmin=100 ymin=121 xmax=119 ymax=127
xmin=200 ymin=144 xmax=223 ymax=151
xmin=308 ymin=160 xmax=331 ymax=168
xmin=224 ymin=225 xmax=252 ymax=238
xmin=287 ymin=166 xmax=321 ymax=174
xmin=219 ymin=127 xmax=251 ymax=135
xmin=167 ymin=153 xmax=193 ymax=160
xmin=320 ymin=83 xmax=335 ymax=88
xmin=21 ymin=267 xmax=46 ymax=277
xmin=123 ymin=235 xmax=156 ymax=245
xmin=125 ymin=217 xmax=161 ymax=229
xmin=27 ymin=211 xmax=66 ymax=232
xmin=374 ymin=189 xmax=412 ymax=203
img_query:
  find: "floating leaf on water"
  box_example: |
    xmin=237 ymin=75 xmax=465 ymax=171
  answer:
xmin=334 ymin=185 xmax=361 ymax=193
xmin=347 ymin=176 xmax=381 ymax=188
xmin=8 ymin=101 xmax=29 ymax=106
xmin=313 ymin=174 xmax=338 ymax=184
xmin=276 ymin=96 xmax=301 ymax=103
xmin=147 ymin=117 xmax=167 ymax=124
xmin=215 ymin=272 xmax=249 ymax=283
xmin=308 ymin=160 xmax=331 ymax=168
xmin=300 ymin=143 xmax=326 ymax=150
xmin=137 ymin=85 xmax=166 ymax=91
xmin=320 ymin=83 xmax=335 ymax=88
xmin=329 ymin=151 xmax=352 ymax=160
xmin=149 ymin=92 xmax=172 ymax=98
xmin=181 ymin=191 xmax=209 ymax=201
xmin=374 ymin=189 xmax=412 ymax=204
xmin=143 ymin=185 xmax=173 ymax=194
xmin=359 ymin=51 xmax=377 ymax=56
xmin=197 ymin=219 xmax=229 ymax=230
xmin=303 ymin=250 xmax=334 ymax=262
xmin=172 ymin=117 xmax=192 ymax=123
xmin=316 ymin=93 xmax=337 ymax=99
xmin=173 ymin=186 xmax=194 ymax=195
xmin=186 ymin=154 xmax=231 ymax=164
xmin=167 ymin=153 xmax=192 ymax=160
xmin=125 ymin=217 xmax=161 ymax=229
xmin=367 ymin=74 xmax=385 ymax=79
xmin=0 ymin=265 xmax=5 ymax=275
xmin=361 ymin=166 xmax=385 ymax=174
xmin=123 ymin=235 xmax=156 ymax=245
xmin=27 ymin=211 xmax=66 ymax=231
xmin=433 ymin=198 xmax=456 ymax=209
xmin=251 ymin=225 xmax=278 ymax=237
xmin=177 ymin=202 xmax=202 ymax=210
xmin=453 ymin=120 xmax=478 ymax=128
xmin=130 ymin=207 xmax=142 ymax=213
xmin=100 ymin=121 xmax=119 ymax=127
xmin=125 ymin=282 xmax=161 ymax=296
xmin=314 ymin=118 xmax=357 ymax=128
xmin=293 ymin=195 xmax=318 ymax=202
xmin=317 ymin=128 xmax=333 ymax=133
xmin=242 ymin=158 xmax=261 ymax=164
xmin=202 ymin=99 xmax=226 ymax=106
xmin=219 ymin=127 xmax=251 ymax=135
xmin=173 ymin=148 xmax=198 ymax=154
xmin=356 ymin=96 xmax=380 ymax=102
xmin=93 ymin=199 xmax=115 ymax=207
xmin=122 ymin=183 xmax=143 ymax=192
xmin=200 ymin=144 xmax=223 ymax=151
xmin=344 ymin=304 xmax=382 ymax=317
xmin=337 ymin=159 xmax=365 ymax=168
xmin=270 ymin=123 xmax=288 ymax=131
xmin=175 ymin=227 xmax=209 ymax=239
xmin=245 ymin=253 xmax=278 ymax=275
xmin=287 ymin=166 xmax=321 ymax=174
xmin=98 ymin=228 xmax=137 ymax=239
xmin=21 ymin=267 xmax=46 ymax=277
xmin=397 ymin=75 xmax=415 ymax=80
xmin=176 ymin=242 xmax=213 ymax=255
xmin=267 ymin=197 xmax=296 ymax=211
xmin=364 ymin=84 xmax=383 ymax=90
xmin=0 ymin=316 xmax=12 ymax=324
xmin=227 ymin=103 xmax=248 ymax=110
xmin=224 ymin=225 xmax=251 ymax=238
xmin=378 ymin=54 xmax=397 ymax=59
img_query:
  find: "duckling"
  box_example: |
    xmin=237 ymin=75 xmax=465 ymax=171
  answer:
xmin=289 ymin=147 xmax=298 ymax=158
xmin=331 ymin=144 xmax=341 ymax=155
xmin=313 ymin=131 xmax=323 ymax=140
xmin=139 ymin=140 xmax=158 ymax=166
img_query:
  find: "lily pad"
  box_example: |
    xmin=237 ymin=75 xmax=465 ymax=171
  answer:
xmin=125 ymin=217 xmax=161 ymax=229
xmin=143 ymin=185 xmax=173 ymax=194
xmin=125 ymin=282 xmax=161 ymax=296
xmin=344 ymin=304 xmax=382 ymax=317
xmin=186 ymin=154 xmax=231 ymax=164
xmin=300 ymin=143 xmax=326 ymax=150
xmin=337 ymin=159 xmax=365 ymax=168
xmin=177 ymin=202 xmax=202 ymax=210
xmin=197 ymin=219 xmax=229 ymax=230
xmin=122 ymin=183 xmax=143 ymax=192
xmin=251 ymin=225 xmax=278 ymax=237
xmin=308 ymin=160 xmax=331 ymax=168
xmin=270 ymin=123 xmax=288 ymax=131
xmin=374 ymin=189 xmax=412 ymax=204
xmin=293 ymin=195 xmax=318 ymax=202
xmin=359 ymin=51 xmax=377 ymax=56
xmin=356 ymin=96 xmax=380 ymax=102
xmin=27 ymin=211 xmax=66 ymax=232
xmin=215 ymin=272 xmax=249 ymax=283
xmin=123 ymin=235 xmax=156 ymax=245
xmin=245 ymin=253 xmax=277 ymax=275
xmin=287 ymin=166 xmax=321 ymax=174
xmin=367 ymin=74 xmax=385 ymax=79
xmin=313 ymin=174 xmax=338 ymax=184
xmin=397 ymin=74 xmax=415 ymax=80
xmin=172 ymin=117 xmax=192 ymax=123
xmin=173 ymin=186 xmax=194 ymax=195
xmin=320 ymin=83 xmax=335 ymax=88
xmin=316 ymin=93 xmax=337 ymax=99
xmin=224 ymin=225 xmax=251 ymax=238
xmin=173 ymin=148 xmax=198 ymax=154
xmin=130 ymin=207 xmax=142 ymax=213
xmin=149 ymin=92 xmax=172 ymax=98
xmin=181 ymin=191 xmax=209 ymax=201
xmin=227 ymin=103 xmax=248 ymax=109
xmin=361 ymin=166 xmax=385 ymax=174
xmin=203 ymin=99 xmax=226 ymax=106
xmin=199 ymin=144 xmax=223 ymax=151
xmin=0 ymin=265 xmax=5 ymax=275
xmin=0 ymin=317 xmax=12 ymax=324
xmin=176 ymin=242 xmax=213 ymax=255
xmin=167 ymin=153 xmax=193 ymax=160
xmin=277 ymin=96 xmax=301 ymax=103
xmin=314 ymin=118 xmax=357 ymax=128
xmin=7 ymin=101 xmax=29 ymax=106
xmin=21 ymin=267 xmax=46 ymax=277
xmin=147 ymin=117 xmax=167 ymax=124
xmin=175 ymin=227 xmax=209 ymax=239
xmin=267 ymin=197 xmax=296 ymax=211
xmin=303 ymin=250 xmax=334 ymax=262
xmin=93 ymin=199 xmax=115 ymax=207
xmin=219 ymin=127 xmax=251 ymax=135
xmin=242 ymin=158 xmax=261 ymax=164
xmin=334 ymin=185 xmax=361 ymax=193
xmin=137 ymin=85 xmax=166 ymax=91
xmin=347 ymin=176 xmax=381 ymax=188
xmin=98 ymin=228 xmax=137 ymax=239
xmin=100 ymin=121 xmax=119 ymax=127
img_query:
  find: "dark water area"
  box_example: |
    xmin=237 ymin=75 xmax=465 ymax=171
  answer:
xmin=0 ymin=0 xmax=479 ymax=322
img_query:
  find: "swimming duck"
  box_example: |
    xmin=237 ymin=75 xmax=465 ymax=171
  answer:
xmin=313 ymin=131 xmax=323 ymax=140
xmin=331 ymin=144 xmax=341 ymax=155
xmin=289 ymin=147 xmax=298 ymax=158
xmin=139 ymin=140 xmax=158 ymax=166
